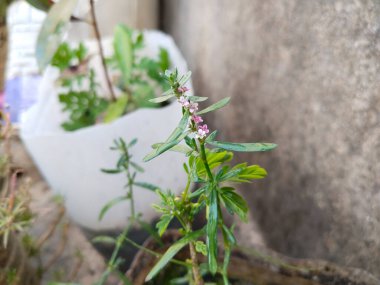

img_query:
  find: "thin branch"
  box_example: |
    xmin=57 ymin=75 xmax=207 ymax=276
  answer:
xmin=89 ymin=0 xmax=116 ymax=102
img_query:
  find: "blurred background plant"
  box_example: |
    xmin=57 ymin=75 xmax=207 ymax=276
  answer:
xmin=0 ymin=108 xmax=38 ymax=285
xmin=29 ymin=0 xmax=171 ymax=131
xmin=51 ymin=25 xmax=171 ymax=131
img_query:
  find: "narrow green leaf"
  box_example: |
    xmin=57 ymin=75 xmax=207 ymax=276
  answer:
xmin=36 ymin=0 xmax=78 ymax=70
xmin=128 ymin=138 xmax=138 ymax=147
xmin=197 ymin=97 xmax=230 ymax=115
xmin=99 ymin=196 xmax=128 ymax=221
xmin=101 ymin=168 xmax=122 ymax=174
xmin=208 ymin=141 xmax=277 ymax=152
xmin=189 ymin=185 xmax=208 ymax=199
xmin=218 ymin=167 xmax=245 ymax=182
xmin=133 ymin=181 xmax=160 ymax=191
xmin=114 ymin=24 xmax=133 ymax=85
xmin=104 ymin=95 xmax=128 ymax=123
xmin=152 ymin=143 xmax=192 ymax=154
xmin=149 ymin=93 xmax=175 ymax=103
xmin=146 ymin=229 xmax=204 ymax=281
xmin=207 ymin=185 xmax=218 ymax=274
xmin=143 ymin=139 xmax=181 ymax=162
xmin=130 ymin=161 xmax=144 ymax=173
xmin=178 ymin=71 xmax=192 ymax=85
xmin=143 ymin=113 xmax=190 ymax=162
xmin=156 ymin=214 xmax=173 ymax=236
xmin=162 ymin=88 xmax=175 ymax=96
xmin=205 ymin=130 xmax=218 ymax=143
xmin=222 ymin=224 xmax=236 ymax=245
xmin=219 ymin=187 xmax=248 ymax=222
xmin=188 ymin=96 xmax=208 ymax=102
xmin=166 ymin=112 xmax=190 ymax=142
xmin=92 ymin=236 xmax=116 ymax=245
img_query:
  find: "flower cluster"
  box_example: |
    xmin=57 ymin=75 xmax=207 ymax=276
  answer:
xmin=177 ymin=87 xmax=209 ymax=139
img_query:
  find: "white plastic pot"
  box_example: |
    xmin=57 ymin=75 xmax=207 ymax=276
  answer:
xmin=20 ymin=31 xmax=190 ymax=230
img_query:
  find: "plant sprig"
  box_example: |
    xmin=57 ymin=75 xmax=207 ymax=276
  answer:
xmin=94 ymin=138 xmax=160 ymax=285
xmin=144 ymin=69 xmax=277 ymax=284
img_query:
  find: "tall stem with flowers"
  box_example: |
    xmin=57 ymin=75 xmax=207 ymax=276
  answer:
xmin=144 ymin=69 xmax=276 ymax=285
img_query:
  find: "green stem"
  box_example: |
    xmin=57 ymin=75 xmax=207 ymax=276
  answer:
xmin=182 ymin=175 xmax=191 ymax=202
xmin=97 ymin=149 xmax=136 ymax=285
xmin=96 ymin=226 xmax=130 ymax=285
xmin=127 ymin=171 xmax=135 ymax=219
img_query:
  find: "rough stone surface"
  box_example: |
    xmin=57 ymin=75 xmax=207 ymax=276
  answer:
xmin=10 ymin=133 xmax=108 ymax=284
xmin=162 ymin=0 xmax=380 ymax=277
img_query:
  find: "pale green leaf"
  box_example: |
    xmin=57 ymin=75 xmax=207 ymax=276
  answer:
xmin=104 ymin=95 xmax=128 ymax=123
xmin=197 ymin=97 xmax=230 ymax=115
xmin=188 ymin=96 xmax=208 ymax=102
xmin=178 ymin=71 xmax=192 ymax=85
xmin=114 ymin=24 xmax=133 ymax=85
xmin=152 ymin=143 xmax=192 ymax=154
xmin=207 ymin=185 xmax=218 ymax=274
xmin=92 ymin=236 xmax=116 ymax=245
xmin=149 ymin=93 xmax=175 ymax=103
xmin=208 ymin=141 xmax=277 ymax=152
xmin=205 ymin=130 xmax=218 ymax=143
xmin=156 ymin=214 xmax=173 ymax=236
xmin=133 ymin=181 xmax=160 ymax=191
xmin=143 ymin=113 xmax=190 ymax=162
xmin=99 ymin=196 xmax=128 ymax=221
xmin=36 ymin=0 xmax=78 ymax=70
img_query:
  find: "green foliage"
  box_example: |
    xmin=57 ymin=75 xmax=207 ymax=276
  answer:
xmin=25 ymin=0 xmax=52 ymax=12
xmin=0 ymin=192 xmax=33 ymax=248
xmin=50 ymin=24 xmax=172 ymax=131
xmin=51 ymin=42 xmax=87 ymax=71
xmin=144 ymin=69 xmax=277 ymax=284
xmin=195 ymin=241 xmax=207 ymax=256
xmin=59 ymin=74 xmax=109 ymax=131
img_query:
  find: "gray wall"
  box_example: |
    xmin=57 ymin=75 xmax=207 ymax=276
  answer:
xmin=163 ymin=0 xmax=380 ymax=277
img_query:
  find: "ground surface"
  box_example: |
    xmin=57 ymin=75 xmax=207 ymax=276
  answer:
xmin=11 ymin=132 xmax=108 ymax=285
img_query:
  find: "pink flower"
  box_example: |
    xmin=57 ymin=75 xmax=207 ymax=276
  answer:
xmin=177 ymin=86 xmax=190 ymax=93
xmin=196 ymin=124 xmax=209 ymax=139
xmin=192 ymin=115 xmax=203 ymax=124
xmin=178 ymin=96 xmax=190 ymax=107
xmin=189 ymin=102 xmax=198 ymax=114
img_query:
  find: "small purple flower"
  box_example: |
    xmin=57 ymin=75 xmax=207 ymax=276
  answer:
xmin=189 ymin=102 xmax=198 ymax=114
xmin=178 ymin=96 xmax=190 ymax=107
xmin=196 ymin=124 xmax=209 ymax=139
xmin=192 ymin=115 xmax=203 ymax=124
xmin=177 ymin=86 xmax=190 ymax=93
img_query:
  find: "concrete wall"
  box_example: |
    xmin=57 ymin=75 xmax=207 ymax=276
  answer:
xmin=162 ymin=0 xmax=380 ymax=277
